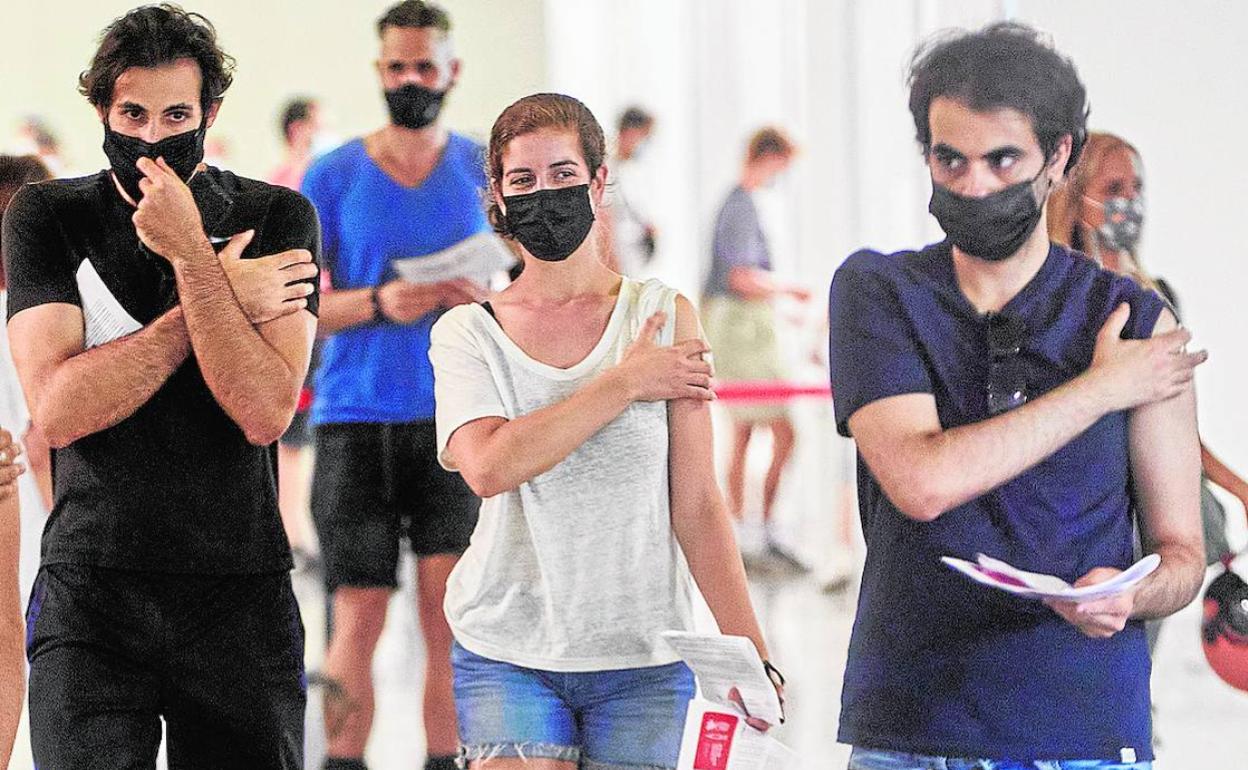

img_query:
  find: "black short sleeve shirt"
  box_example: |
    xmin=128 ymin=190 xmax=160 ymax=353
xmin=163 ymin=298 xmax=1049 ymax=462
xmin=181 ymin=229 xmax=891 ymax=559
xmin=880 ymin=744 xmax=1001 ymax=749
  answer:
xmin=2 ymin=168 xmax=321 ymax=574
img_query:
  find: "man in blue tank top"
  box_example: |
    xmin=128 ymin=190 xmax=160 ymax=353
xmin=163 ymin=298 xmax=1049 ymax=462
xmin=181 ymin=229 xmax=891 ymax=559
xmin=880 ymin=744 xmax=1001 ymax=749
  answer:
xmin=828 ymin=23 xmax=1207 ymax=769
xmin=299 ymin=3 xmax=489 ymax=769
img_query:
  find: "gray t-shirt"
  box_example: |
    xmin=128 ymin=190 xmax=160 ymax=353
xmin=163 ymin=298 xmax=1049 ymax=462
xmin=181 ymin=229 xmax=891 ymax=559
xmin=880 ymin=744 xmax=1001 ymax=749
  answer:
xmin=703 ymin=186 xmax=771 ymax=298
xmin=429 ymin=278 xmax=697 ymax=671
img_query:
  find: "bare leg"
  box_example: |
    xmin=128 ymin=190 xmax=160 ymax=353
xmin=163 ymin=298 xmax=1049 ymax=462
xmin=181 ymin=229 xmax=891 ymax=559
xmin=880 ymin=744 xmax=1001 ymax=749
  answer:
xmin=322 ymin=587 xmax=389 ymax=759
xmin=278 ymin=442 xmax=312 ymax=552
xmin=727 ymin=421 xmax=754 ymax=521
xmin=761 ymin=417 xmax=796 ymax=523
xmin=416 ymin=553 xmax=461 ymax=758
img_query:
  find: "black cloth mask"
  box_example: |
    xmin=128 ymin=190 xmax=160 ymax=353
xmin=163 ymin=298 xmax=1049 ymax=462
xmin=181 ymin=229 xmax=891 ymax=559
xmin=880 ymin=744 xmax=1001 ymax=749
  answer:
xmin=384 ymin=84 xmax=445 ymax=130
xmin=503 ymin=184 xmax=596 ymax=262
xmin=929 ymin=168 xmax=1051 ymax=262
xmin=102 ymin=121 xmax=206 ymax=202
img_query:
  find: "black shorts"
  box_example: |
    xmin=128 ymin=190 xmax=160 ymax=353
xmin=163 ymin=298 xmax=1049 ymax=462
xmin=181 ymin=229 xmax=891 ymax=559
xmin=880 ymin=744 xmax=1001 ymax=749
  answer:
xmin=311 ymin=421 xmax=480 ymax=591
xmin=26 ymin=564 xmax=305 ymax=770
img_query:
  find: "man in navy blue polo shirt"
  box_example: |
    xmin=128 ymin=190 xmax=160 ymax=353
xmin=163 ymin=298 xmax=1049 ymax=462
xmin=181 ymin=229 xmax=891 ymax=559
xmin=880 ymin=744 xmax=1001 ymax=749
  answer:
xmin=829 ymin=23 xmax=1206 ymax=769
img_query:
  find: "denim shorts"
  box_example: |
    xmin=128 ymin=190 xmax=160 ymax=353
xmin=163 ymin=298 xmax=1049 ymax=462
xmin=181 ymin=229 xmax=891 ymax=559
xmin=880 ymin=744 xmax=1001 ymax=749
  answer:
xmin=848 ymin=747 xmax=1152 ymax=770
xmin=451 ymin=640 xmax=696 ymax=769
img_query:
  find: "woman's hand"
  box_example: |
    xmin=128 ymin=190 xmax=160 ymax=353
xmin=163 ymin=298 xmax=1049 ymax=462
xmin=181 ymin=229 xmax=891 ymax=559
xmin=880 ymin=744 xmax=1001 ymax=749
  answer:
xmin=616 ymin=312 xmax=716 ymax=402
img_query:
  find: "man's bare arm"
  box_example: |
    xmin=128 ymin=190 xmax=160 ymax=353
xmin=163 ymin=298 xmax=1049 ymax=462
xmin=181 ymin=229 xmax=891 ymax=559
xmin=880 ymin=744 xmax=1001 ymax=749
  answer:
xmin=8 ymin=303 xmax=189 ymax=449
xmin=849 ymin=304 xmax=1205 ymax=521
xmin=1128 ymin=314 xmax=1205 ymax=619
xmin=172 ymin=230 xmax=315 ymax=445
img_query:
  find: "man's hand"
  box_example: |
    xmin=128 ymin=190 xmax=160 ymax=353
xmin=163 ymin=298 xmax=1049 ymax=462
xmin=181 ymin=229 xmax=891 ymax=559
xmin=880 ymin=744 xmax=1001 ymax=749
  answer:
xmin=0 ymin=429 xmax=26 ymax=503
xmin=131 ymin=157 xmax=207 ymax=261
xmin=376 ymin=278 xmax=487 ymax=324
xmin=436 ymin=278 xmax=489 ymax=307
xmin=219 ymin=233 xmax=317 ymax=325
xmin=1044 ymin=567 xmax=1136 ymax=639
xmin=1085 ymin=303 xmax=1207 ymax=412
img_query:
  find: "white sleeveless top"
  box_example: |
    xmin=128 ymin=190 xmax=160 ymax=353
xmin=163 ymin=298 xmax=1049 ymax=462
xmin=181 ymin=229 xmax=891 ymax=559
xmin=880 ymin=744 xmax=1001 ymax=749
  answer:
xmin=429 ymin=278 xmax=697 ymax=671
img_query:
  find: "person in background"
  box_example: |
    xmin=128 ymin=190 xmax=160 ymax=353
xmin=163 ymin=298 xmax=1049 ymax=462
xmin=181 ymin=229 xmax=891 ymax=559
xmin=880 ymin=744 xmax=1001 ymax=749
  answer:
xmin=601 ymin=105 xmax=657 ymax=277
xmin=270 ymin=97 xmax=322 ymax=191
xmin=11 ymin=118 xmax=68 ymax=177
xmin=301 ymin=3 xmax=487 ymax=768
xmin=1047 ymin=130 xmax=1247 ymax=571
xmin=0 ymin=155 xmax=53 ymax=518
xmin=701 ymin=127 xmax=810 ymax=563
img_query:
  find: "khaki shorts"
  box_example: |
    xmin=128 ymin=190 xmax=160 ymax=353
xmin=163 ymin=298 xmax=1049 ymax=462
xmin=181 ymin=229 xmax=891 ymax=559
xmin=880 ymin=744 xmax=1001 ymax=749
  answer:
xmin=701 ymin=295 xmax=789 ymax=422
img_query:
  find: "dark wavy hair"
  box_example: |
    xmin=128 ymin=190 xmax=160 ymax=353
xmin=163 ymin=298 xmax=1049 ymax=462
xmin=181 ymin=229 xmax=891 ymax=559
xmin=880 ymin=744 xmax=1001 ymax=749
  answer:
xmin=79 ymin=4 xmax=235 ymax=112
xmin=485 ymin=93 xmax=606 ymax=237
xmin=908 ymin=22 xmax=1089 ymax=174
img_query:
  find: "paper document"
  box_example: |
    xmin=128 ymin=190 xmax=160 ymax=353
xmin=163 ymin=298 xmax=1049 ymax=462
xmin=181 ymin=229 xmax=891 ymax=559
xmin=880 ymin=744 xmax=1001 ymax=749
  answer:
xmin=76 ymin=259 xmax=142 ymax=348
xmin=390 ymin=232 xmax=515 ymax=286
xmin=941 ymin=552 xmax=1161 ymax=602
xmin=661 ymin=631 xmax=783 ymax=725
xmin=676 ymin=700 xmax=798 ymax=770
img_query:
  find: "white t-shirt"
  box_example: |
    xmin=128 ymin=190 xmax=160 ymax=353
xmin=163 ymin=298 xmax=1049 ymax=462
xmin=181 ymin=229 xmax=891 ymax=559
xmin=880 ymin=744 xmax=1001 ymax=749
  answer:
xmin=429 ymin=277 xmax=697 ymax=672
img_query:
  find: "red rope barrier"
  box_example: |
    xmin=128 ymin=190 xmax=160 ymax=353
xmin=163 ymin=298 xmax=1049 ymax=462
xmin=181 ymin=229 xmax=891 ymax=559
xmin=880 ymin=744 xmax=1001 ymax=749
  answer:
xmin=713 ymin=380 xmax=832 ymax=404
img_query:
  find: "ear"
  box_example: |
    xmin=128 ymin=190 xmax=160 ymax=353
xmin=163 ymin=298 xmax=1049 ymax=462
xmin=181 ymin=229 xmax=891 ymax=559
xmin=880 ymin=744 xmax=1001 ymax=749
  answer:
xmin=204 ymin=100 xmax=222 ymax=130
xmin=491 ymin=180 xmax=507 ymax=217
xmin=447 ymin=58 xmax=462 ymax=89
xmin=1049 ymin=134 xmax=1073 ymax=184
xmin=590 ymin=164 xmax=608 ymax=208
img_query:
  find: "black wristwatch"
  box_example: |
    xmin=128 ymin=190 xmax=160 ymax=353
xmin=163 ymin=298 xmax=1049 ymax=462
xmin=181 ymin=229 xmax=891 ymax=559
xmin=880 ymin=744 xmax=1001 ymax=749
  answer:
xmin=368 ymin=286 xmax=384 ymax=323
xmin=762 ymin=659 xmax=786 ymax=723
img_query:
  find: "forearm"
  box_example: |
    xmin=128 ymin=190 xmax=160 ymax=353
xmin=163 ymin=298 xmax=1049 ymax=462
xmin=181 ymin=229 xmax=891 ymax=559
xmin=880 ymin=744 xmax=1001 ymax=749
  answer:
xmin=318 ymin=287 xmax=376 ymax=335
xmin=1201 ymin=443 xmax=1248 ymax=505
xmin=459 ymin=371 xmax=634 ymax=497
xmin=672 ymin=495 xmax=768 ymax=658
xmin=173 ymin=243 xmax=299 ymax=444
xmin=35 ymin=308 xmax=190 ymax=448
xmin=1131 ymin=541 xmax=1206 ymax=620
xmin=727 ymin=268 xmax=777 ymax=301
xmin=888 ymin=373 xmax=1111 ymax=520
xmin=1 ymin=499 xmax=20 ymax=768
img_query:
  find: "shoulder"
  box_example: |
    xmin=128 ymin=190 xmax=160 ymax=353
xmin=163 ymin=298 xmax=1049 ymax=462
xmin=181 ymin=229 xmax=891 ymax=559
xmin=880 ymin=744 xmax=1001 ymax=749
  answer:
xmin=5 ymin=173 xmax=105 ymax=221
xmin=430 ymin=303 xmax=484 ymax=345
xmin=831 ymin=247 xmax=915 ymax=288
xmin=1055 ymin=245 xmax=1165 ymax=340
xmin=719 ymin=187 xmax=754 ymax=216
xmin=448 ymin=131 xmax=486 ymax=159
xmin=302 ymin=139 xmax=366 ymax=187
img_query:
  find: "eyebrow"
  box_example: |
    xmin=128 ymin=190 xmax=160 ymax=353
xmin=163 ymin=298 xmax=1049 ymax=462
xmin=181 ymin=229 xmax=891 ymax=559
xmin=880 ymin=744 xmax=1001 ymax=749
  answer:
xmin=505 ymin=159 xmax=581 ymax=177
xmin=931 ymin=142 xmax=1025 ymax=159
xmin=116 ymin=101 xmax=194 ymax=114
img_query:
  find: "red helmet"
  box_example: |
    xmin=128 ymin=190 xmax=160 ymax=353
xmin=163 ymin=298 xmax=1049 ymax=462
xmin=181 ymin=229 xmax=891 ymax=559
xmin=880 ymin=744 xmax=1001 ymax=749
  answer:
xmin=1201 ymin=558 xmax=1248 ymax=692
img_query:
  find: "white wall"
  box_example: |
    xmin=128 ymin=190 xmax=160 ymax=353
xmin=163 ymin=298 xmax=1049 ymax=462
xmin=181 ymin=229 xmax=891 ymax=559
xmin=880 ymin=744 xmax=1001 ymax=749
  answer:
xmin=0 ymin=0 xmax=547 ymax=179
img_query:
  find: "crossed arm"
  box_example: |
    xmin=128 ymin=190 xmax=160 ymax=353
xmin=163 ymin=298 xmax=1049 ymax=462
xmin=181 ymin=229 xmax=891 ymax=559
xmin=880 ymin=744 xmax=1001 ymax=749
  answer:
xmin=848 ymin=307 xmax=1205 ymax=632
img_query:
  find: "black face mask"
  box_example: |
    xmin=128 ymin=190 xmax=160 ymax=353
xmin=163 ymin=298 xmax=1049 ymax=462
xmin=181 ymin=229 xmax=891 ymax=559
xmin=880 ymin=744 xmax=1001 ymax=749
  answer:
xmin=503 ymin=184 xmax=596 ymax=262
xmin=928 ymin=168 xmax=1051 ymax=262
xmin=102 ymin=121 xmax=206 ymax=202
xmin=384 ymin=83 xmax=445 ymax=130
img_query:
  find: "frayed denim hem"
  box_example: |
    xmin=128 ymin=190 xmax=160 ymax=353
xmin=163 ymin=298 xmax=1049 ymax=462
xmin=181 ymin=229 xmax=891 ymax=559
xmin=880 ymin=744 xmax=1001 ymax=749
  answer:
xmin=582 ymin=758 xmax=676 ymax=770
xmin=457 ymin=742 xmax=581 ymax=767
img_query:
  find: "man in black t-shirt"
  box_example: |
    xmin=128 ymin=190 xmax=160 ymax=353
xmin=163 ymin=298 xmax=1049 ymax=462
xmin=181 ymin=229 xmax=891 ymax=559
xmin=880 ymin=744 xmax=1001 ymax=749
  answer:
xmin=2 ymin=7 xmax=320 ymax=768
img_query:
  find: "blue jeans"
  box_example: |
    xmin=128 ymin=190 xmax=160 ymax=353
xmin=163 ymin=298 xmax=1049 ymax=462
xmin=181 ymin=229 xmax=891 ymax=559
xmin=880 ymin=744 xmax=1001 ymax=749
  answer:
xmin=451 ymin=640 xmax=695 ymax=769
xmin=848 ymin=748 xmax=1152 ymax=770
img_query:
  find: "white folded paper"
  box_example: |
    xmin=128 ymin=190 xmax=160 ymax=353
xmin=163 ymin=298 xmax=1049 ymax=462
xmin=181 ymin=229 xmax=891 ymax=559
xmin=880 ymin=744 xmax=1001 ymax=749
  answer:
xmin=660 ymin=631 xmax=783 ymax=725
xmin=390 ymin=232 xmax=515 ymax=286
xmin=675 ymin=699 xmax=798 ymax=770
xmin=941 ymin=552 xmax=1161 ymax=602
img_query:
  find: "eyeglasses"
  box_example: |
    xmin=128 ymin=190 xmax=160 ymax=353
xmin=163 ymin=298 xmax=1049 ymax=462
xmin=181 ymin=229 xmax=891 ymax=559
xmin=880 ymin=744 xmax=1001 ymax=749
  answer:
xmin=985 ymin=312 xmax=1028 ymax=416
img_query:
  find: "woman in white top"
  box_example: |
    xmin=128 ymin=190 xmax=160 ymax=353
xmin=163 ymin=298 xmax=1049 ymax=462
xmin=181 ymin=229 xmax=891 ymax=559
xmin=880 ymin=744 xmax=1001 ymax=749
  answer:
xmin=429 ymin=93 xmax=782 ymax=770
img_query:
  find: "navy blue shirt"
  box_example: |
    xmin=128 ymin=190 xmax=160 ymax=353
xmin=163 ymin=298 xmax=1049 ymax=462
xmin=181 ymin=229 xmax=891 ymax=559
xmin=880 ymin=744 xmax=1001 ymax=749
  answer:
xmin=302 ymin=134 xmax=489 ymax=425
xmin=828 ymin=241 xmax=1164 ymax=761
